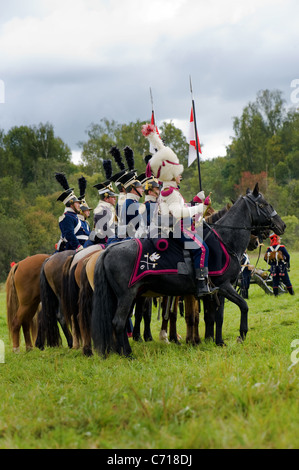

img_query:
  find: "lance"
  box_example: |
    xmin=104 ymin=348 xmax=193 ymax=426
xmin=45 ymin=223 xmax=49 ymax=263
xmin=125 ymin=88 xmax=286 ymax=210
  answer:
xmin=150 ymin=87 xmax=155 ymax=126
xmin=189 ymin=75 xmax=202 ymax=191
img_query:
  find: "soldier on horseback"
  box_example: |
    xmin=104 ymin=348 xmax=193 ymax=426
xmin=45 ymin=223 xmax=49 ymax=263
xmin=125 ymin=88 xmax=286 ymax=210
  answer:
xmin=143 ymin=175 xmax=161 ymax=227
xmin=264 ymin=232 xmax=294 ymax=296
xmin=55 ymin=173 xmax=90 ymax=252
xmin=118 ymin=170 xmax=147 ymax=238
xmin=91 ymin=181 xmax=118 ymax=245
xmin=141 ymin=123 xmax=216 ymax=297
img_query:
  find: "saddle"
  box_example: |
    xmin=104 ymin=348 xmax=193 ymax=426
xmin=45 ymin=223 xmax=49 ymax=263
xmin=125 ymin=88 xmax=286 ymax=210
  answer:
xmin=128 ymin=227 xmax=230 ymax=287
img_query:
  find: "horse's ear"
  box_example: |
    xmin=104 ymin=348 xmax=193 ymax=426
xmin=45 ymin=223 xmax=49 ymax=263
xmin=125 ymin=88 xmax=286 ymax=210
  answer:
xmin=246 ymin=188 xmax=250 ymax=195
xmin=253 ymin=182 xmax=259 ymax=197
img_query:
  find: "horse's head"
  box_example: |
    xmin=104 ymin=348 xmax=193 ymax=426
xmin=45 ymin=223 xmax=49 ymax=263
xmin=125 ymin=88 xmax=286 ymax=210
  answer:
xmin=244 ymin=183 xmax=286 ymax=236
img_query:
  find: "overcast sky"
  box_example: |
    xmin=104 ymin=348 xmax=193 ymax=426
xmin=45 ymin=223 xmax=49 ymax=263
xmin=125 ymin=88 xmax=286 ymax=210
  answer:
xmin=1 ymin=0 xmax=298 ymax=164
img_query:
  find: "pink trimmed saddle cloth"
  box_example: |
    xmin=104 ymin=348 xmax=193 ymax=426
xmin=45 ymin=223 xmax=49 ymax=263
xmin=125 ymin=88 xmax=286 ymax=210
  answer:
xmin=128 ymin=228 xmax=230 ymax=287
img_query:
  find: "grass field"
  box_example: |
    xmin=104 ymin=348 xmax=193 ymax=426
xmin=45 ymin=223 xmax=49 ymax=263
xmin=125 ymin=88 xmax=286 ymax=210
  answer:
xmin=0 ymin=252 xmax=298 ymax=450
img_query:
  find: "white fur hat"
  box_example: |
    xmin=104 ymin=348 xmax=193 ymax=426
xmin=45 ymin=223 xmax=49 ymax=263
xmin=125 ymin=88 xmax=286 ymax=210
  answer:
xmin=141 ymin=124 xmax=184 ymax=182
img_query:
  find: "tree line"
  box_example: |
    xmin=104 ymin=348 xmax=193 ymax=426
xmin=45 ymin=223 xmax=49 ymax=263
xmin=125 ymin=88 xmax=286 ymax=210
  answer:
xmin=1 ymin=89 xmax=299 ymax=282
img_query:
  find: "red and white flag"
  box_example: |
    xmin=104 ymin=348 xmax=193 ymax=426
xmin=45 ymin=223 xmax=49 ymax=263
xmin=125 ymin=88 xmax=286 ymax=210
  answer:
xmin=150 ymin=110 xmax=161 ymax=154
xmin=188 ymin=107 xmax=202 ymax=166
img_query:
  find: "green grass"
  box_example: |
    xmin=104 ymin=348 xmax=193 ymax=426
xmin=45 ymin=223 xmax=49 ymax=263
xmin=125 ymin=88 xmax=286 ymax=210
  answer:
xmin=0 ymin=253 xmax=299 ymax=449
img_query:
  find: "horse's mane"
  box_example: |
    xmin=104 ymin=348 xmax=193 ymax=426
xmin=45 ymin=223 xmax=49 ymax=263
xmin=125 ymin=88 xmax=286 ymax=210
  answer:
xmin=205 ymin=203 xmax=232 ymax=224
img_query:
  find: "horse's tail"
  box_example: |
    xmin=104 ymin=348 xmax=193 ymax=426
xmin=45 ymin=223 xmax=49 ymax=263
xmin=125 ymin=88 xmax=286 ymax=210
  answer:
xmin=60 ymin=255 xmax=77 ymax=329
xmin=35 ymin=261 xmax=62 ymax=349
xmin=78 ymin=260 xmax=93 ymax=355
xmin=5 ymin=262 xmax=19 ymax=341
xmin=91 ymin=250 xmax=117 ymax=356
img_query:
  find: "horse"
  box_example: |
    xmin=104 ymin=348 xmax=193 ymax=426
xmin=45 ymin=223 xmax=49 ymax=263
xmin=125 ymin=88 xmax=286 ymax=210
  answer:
xmin=35 ymin=244 xmax=104 ymax=350
xmin=158 ymin=203 xmax=262 ymax=347
xmin=35 ymin=250 xmax=75 ymax=349
xmin=60 ymin=245 xmax=104 ymax=348
xmin=6 ymin=254 xmax=50 ymax=352
xmin=91 ymin=184 xmax=285 ymax=357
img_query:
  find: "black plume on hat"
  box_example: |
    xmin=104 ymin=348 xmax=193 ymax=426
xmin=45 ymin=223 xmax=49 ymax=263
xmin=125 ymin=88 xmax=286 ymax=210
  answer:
xmin=109 ymin=146 xmax=125 ymax=171
xmin=124 ymin=146 xmax=135 ymax=171
xmin=103 ymin=159 xmax=113 ymax=180
xmin=78 ymin=176 xmax=87 ymax=200
xmin=55 ymin=172 xmax=70 ymax=190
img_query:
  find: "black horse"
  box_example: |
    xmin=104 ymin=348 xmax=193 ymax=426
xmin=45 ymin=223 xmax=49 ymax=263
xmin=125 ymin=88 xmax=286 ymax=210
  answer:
xmin=91 ymin=184 xmax=286 ymax=356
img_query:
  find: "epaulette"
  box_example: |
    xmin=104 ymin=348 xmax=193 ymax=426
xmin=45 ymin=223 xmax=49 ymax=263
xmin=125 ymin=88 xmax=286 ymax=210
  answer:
xmin=161 ymin=187 xmax=174 ymax=197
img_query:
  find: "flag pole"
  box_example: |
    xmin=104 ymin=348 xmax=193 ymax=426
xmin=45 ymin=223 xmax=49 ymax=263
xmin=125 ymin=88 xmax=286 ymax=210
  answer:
xmin=150 ymin=87 xmax=155 ymax=125
xmin=189 ymin=76 xmax=202 ymax=191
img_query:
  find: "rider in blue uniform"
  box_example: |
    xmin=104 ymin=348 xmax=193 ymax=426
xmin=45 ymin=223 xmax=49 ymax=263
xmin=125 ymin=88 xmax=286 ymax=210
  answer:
xmin=119 ymin=170 xmax=146 ymax=239
xmin=143 ymin=175 xmax=161 ymax=227
xmin=55 ymin=172 xmax=87 ymax=252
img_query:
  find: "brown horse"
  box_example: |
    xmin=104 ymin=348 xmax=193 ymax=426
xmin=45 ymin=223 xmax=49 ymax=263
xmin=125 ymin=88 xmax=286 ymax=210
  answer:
xmin=6 ymin=254 xmax=50 ymax=352
xmin=35 ymin=250 xmax=75 ymax=349
xmin=76 ymin=250 xmax=104 ymax=356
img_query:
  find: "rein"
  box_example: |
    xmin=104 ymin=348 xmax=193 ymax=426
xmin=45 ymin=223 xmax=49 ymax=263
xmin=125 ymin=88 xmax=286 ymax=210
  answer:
xmin=206 ymin=194 xmax=274 ymax=232
xmin=204 ymin=193 xmax=275 ymax=271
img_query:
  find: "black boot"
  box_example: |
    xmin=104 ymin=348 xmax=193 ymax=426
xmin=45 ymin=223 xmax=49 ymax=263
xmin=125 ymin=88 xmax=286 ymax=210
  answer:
xmin=195 ymin=268 xmax=218 ymax=297
xmin=287 ymin=286 xmax=295 ymax=295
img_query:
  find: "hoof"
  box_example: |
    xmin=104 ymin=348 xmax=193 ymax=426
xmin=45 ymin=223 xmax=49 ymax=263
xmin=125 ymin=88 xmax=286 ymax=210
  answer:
xmin=237 ymin=336 xmax=244 ymax=344
xmin=159 ymin=330 xmax=169 ymax=344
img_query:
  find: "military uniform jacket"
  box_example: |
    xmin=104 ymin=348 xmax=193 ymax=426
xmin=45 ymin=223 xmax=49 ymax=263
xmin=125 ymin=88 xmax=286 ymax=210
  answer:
xmin=120 ymin=193 xmax=146 ymax=238
xmin=59 ymin=208 xmax=88 ymax=250
xmin=93 ymin=200 xmax=116 ymax=242
xmin=265 ymin=244 xmax=290 ymax=267
xmin=144 ymin=195 xmax=159 ymax=226
xmin=159 ymin=181 xmax=204 ymax=228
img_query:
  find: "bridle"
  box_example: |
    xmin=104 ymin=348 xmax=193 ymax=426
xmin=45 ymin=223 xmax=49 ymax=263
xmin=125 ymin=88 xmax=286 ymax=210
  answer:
xmin=242 ymin=193 xmax=277 ymax=234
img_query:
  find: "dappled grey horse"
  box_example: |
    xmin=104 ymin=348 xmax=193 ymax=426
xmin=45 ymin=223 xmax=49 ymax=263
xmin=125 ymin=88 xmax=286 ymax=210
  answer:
xmin=91 ymin=184 xmax=286 ymax=357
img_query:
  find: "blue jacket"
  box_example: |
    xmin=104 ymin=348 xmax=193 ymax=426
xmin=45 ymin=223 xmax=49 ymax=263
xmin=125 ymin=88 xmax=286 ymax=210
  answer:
xmin=58 ymin=209 xmax=89 ymax=250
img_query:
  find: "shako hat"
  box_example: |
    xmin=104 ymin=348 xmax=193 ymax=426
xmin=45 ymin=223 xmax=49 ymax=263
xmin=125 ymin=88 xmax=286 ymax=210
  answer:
xmin=141 ymin=124 xmax=184 ymax=182
xmin=55 ymin=172 xmax=79 ymax=206
xmin=93 ymin=181 xmax=118 ymax=197
xmin=144 ymin=176 xmax=160 ymax=191
xmin=118 ymin=170 xmax=142 ymax=190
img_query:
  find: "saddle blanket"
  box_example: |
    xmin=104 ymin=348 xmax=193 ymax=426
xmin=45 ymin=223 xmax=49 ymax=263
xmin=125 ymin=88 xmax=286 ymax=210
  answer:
xmin=129 ymin=227 xmax=230 ymax=287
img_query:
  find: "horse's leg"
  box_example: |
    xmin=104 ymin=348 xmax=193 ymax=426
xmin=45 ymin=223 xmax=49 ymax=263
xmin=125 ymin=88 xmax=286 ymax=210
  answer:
xmin=169 ymin=298 xmax=179 ymax=343
xmin=159 ymin=297 xmax=169 ymax=343
xmin=184 ymin=295 xmax=195 ymax=344
xmin=12 ymin=302 xmax=39 ymax=352
xmin=56 ymin=307 xmax=73 ymax=348
xmin=22 ymin=320 xmax=34 ymax=351
xmin=112 ymin=294 xmax=136 ymax=356
xmin=143 ymin=298 xmax=153 ymax=342
xmin=203 ymin=295 xmax=215 ymax=342
xmin=11 ymin=313 xmax=22 ymax=352
xmin=193 ymin=298 xmax=201 ymax=345
xmin=133 ymin=299 xmax=142 ymax=342
xmin=219 ymin=283 xmax=248 ymax=341
xmin=71 ymin=316 xmax=80 ymax=349
xmin=215 ymin=295 xmax=225 ymax=346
